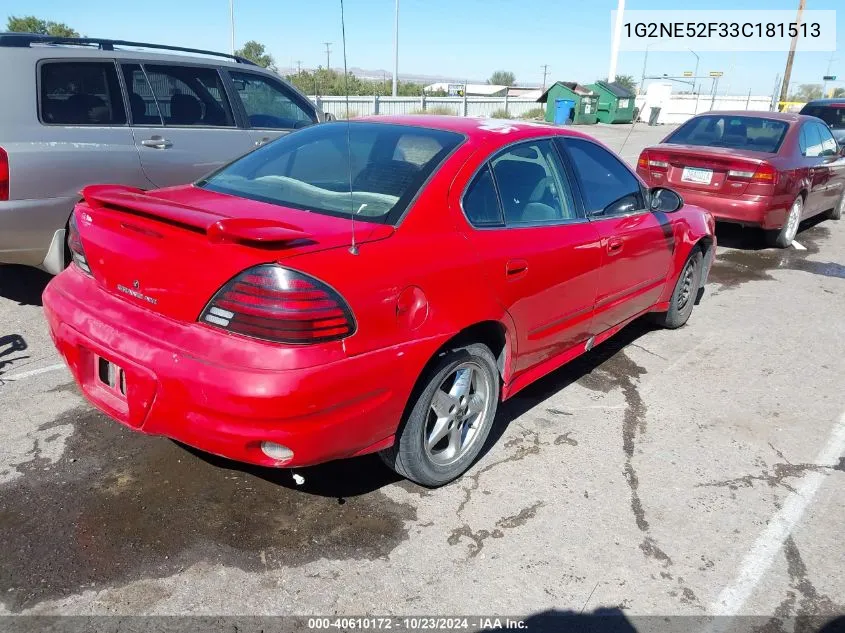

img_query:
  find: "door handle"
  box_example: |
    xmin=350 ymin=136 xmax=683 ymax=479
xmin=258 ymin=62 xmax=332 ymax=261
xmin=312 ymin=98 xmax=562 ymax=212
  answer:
xmin=505 ymin=259 xmax=528 ymax=278
xmin=141 ymin=136 xmax=173 ymax=149
xmin=254 ymin=136 xmax=272 ymax=146
xmin=607 ymin=237 xmax=624 ymax=255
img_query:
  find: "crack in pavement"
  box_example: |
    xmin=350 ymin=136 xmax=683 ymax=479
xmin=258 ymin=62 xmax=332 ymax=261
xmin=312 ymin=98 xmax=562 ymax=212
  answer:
xmin=757 ymin=536 xmax=845 ymax=633
xmin=696 ymin=462 xmax=843 ymax=494
xmin=448 ymin=501 xmax=546 ymax=559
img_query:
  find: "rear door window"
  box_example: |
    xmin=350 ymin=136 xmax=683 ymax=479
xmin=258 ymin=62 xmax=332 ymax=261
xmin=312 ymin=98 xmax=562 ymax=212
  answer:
xmin=142 ymin=65 xmax=235 ymax=127
xmin=463 ymin=165 xmax=504 ymax=226
xmin=815 ymin=122 xmax=839 ymax=156
xmin=122 ymin=64 xmax=163 ymax=125
xmin=40 ymin=61 xmax=127 ymax=125
xmin=800 ymin=123 xmax=823 ymax=157
xmin=229 ymin=71 xmax=316 ymax=130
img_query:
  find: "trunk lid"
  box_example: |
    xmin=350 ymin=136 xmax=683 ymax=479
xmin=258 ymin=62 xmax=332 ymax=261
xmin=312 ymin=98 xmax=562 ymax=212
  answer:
xmin=645 ymin=144 xmax=774 ymax=196
xmin=75 ymin=184 xmax=392 ymax=322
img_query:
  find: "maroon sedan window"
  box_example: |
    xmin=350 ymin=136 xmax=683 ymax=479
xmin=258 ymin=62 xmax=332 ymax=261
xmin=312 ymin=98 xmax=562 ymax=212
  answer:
xmin=666 ymin=115 xmax=788 ymax=153
xmin=199 ymin=122 xmax=463 ymax=224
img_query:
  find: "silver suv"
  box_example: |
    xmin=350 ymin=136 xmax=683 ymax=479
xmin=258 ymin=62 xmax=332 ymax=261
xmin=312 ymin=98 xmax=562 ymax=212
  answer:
xmin=0 ymin=33 xmax=321 ymax=273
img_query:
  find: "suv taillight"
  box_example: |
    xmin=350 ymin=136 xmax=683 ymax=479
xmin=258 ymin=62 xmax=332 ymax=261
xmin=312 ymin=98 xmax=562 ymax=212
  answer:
xmin=0 ymin=147 xmax=8 ymax=201
xmin=200 ymin=264 xmax=355 ymax=344
xmin=67 ymin=211 xmax=92 ymax=274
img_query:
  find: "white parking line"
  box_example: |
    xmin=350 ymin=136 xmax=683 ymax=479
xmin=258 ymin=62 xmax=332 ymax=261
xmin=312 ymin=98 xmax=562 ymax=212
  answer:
xmin=709 ymin=410 xmax=845 ymax=617
xmin=791 ymin=241 xmax=807 ymax=251
xmin=3 ymin=363 xmax=68 ymax=381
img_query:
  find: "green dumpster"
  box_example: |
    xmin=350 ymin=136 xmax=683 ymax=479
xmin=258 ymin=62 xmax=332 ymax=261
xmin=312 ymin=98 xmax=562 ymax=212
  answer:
xmin=586 ymin=81 xmax=636 ymax=124
xmin=537 ymin=82 xmax=599 ymax=125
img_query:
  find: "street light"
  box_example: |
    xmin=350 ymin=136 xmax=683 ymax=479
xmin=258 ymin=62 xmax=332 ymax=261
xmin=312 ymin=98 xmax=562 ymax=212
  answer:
xmin=392 ymin=0 xmax=399 ymax=97
xmin=229 ymin=0 xmax=235 ymax=55
xmin=689 ymin=49 xmax=700 ymax=94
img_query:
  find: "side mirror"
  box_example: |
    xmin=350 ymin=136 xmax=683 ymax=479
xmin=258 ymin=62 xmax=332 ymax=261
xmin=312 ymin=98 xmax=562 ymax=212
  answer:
xmin=839 ymin=143 xmax=845 ymax=157
xmin=650 ymin=187 xmax=684 ymax=213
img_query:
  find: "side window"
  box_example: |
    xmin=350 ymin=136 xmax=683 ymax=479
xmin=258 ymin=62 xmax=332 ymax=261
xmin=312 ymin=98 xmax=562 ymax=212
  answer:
xmin=800 ymin=123 xmax=823 ymax=157
xmin=143 ymin=65 xmax=235 ymax=127
xmin=40 ymin=61 xmax=126 ymax=125
xmin=463 ymin=165 xmax=504 ymax=226
xmin=230 ymin=72 xmax=316 ymax=130
xmin=121 ymin=64 xmax=163 ymax=125
xmin=490 ymin=140 xmax=577 ymax=225
xmin=563 ymin=137 xmax=644 ymax=216
xmin=815 ymin=122 xmax=838 ymax=157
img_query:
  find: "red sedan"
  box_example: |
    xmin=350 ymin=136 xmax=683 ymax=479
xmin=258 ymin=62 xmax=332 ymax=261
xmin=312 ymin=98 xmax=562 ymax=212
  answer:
xmin=43 ymin=116 xmax=715 ymax=486
xmin=637 ymin=111 xmax=845 ymax=247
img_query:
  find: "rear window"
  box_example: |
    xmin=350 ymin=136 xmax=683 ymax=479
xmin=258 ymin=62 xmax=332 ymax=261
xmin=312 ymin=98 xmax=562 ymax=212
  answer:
xmin=199 ymin=122 xmax=464 ymax=224
xmin=801 ymin=105 xmax=845 ymax=129
xmin=40 ymin=62 xmax=126 ymax=125
xmin=666 ymin=115 xmax=788 ymax=153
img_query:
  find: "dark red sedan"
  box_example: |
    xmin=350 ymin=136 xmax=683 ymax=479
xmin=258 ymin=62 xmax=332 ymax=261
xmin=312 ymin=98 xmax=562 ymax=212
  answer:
xmin=43 ymin=116 xmax=715 ymax=486
xmin=637 ymin=111 xmax=845 ymax=247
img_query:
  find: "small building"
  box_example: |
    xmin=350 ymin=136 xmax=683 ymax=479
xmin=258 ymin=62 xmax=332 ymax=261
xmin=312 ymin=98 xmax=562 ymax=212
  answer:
xmin=537 ymin=82 xmax=599 ymax=125
xmin=586 ymin=81 xmax=636 ymax=123
xmin=507 ymin=86 xmax=542 ymax=98
xmin=424 ymin=82 xmax=508 ymax=97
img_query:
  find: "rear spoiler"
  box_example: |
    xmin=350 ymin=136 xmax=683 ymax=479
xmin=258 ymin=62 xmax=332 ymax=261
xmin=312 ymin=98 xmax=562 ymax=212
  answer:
xmin=81 ymin=185 xmax=309 ymax=247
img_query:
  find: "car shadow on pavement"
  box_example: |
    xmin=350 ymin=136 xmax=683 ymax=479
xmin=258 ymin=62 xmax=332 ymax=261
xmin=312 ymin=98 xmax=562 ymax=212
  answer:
xmin=0 ymin=265 xmax=52 ymax=306
xmin=481 ymin=608 xmax=637 ymax=632
xmin=0 ymin=333 xmax=30 ymax=377
xmin=715 ymin=214 xmax=829 ymax=250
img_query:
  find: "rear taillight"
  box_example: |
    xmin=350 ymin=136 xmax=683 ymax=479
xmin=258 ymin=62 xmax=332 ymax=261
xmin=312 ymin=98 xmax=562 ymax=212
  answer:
xmin=67 ymin=211 xmax=92 ymax=275
xmin=200 ymin=264 xmax=355 ymax=344
xmin=0 ymin=147 xmax=8 ymax=201
xmin=638 ymin=150 xmax=669 ymax=172
xmin=726 ymin=162 xmax=777 ymax=182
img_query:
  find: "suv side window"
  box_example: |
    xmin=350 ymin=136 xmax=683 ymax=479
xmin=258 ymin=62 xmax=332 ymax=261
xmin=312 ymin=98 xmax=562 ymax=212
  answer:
xmin=562 ymin=137 xmax=645 ymax=216
xmin=815 ymin=122 xmax=838 ymax=157
xmin=800 ymin=122 xmax=823 ymax=157
xmin=489 ymin=140 xmax=577 ymax=225
xmin=40 ymin=61 xmax=126 ymax=125
xmin=230 ymin=71 xmax=316 ymax=130
xmin=122 ymin=64 xmax=163 ymax=125
xmin=143 ymin=65 xmax=235 ymax=127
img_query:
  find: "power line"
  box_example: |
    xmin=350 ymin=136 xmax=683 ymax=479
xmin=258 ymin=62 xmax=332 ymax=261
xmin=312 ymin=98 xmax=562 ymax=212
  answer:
xmin=323 ymin=42 xmax=332 ymax=70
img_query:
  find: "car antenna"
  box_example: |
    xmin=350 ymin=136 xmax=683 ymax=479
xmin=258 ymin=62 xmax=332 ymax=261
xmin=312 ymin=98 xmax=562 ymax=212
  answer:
xmin=340 ymin=0 xmax=360 ymax=256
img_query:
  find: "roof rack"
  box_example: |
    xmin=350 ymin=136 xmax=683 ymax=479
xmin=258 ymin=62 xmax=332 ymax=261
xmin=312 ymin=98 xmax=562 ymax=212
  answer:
xmin=0 ymin=32 xmax=257 ymax=65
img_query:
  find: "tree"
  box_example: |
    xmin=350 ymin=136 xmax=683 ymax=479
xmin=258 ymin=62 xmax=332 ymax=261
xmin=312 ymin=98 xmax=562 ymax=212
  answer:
xmin=488 ymin=70 xmax=516 ymax=86
xmin=597 ymin=74 xmax=637 ymax=93
xmin=235 ymin=40 xmax=276 ymax=72
xmin=6 ymin=15 xmax=79 ymax=37
xmin=791 ymin=84 xmax=822 ymax=101
xmin=831 ymin=87 xmax=845 ymax=98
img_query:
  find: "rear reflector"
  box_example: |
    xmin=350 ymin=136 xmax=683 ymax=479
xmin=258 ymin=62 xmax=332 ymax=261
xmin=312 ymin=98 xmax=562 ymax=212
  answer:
xmin=200 ymin=264 xmax=355 ymax=344
xmin=0 ymin=147 xmax=8 ymax=201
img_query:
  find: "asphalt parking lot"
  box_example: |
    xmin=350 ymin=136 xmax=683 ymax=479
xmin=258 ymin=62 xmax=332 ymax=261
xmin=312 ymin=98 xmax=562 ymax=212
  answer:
xmin=1 ymin=122 xmax=843 ymax=625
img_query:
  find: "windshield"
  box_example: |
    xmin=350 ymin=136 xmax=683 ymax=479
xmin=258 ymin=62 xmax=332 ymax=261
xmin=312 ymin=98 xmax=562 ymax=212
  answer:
xmin=665 ymin=115 xmax=789 ymax=153
xmin=199 ymin=122 xmax=464 ymax=224
xmin=801 ymin=105 xmax=845 ymax=129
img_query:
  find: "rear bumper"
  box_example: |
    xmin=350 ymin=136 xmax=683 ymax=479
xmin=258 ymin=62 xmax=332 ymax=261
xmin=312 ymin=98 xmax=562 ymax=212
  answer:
xmin=669 ymin=189 xmax=791 ymax=230
xmin=42 ymin=266 xmax=444 ymax=468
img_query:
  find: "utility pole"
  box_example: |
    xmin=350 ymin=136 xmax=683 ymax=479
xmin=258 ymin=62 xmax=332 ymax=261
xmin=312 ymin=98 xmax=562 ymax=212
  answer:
xmin=295 ymin=60 xmax=302 ymax=74
xmin=541 ymin=64 xmax=549 ymax=91
xmin=689 ymin=49 xmax=700 ymax=94
xmin=779 ymin=0 xmax=806 ymax=104
xmin=323 ymin=42 xmax=332 ymax=70
xmin=639 ymin=44 xmax=650 ymax=95
xmin=608 ymin=0 xmax=625 ymax=82
xmin=392 ymin=0 xmax=399 ymax=97
xmin=822 ymin=52 xmax=837 ymax=98
xmin=229 ymin=0 xmax=235 ymax=55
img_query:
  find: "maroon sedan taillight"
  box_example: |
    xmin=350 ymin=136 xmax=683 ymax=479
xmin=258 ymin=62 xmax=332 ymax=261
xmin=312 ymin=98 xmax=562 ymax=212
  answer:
xmin=638 ymin=150 xmax=669 ymax=174
xmin=200 ymin=264 xmax=355 ymax=344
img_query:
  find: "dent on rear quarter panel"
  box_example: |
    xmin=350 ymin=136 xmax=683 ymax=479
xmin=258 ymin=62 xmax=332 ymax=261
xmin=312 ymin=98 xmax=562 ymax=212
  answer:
xmin=657 ymin=206 xmax=714 ymax=304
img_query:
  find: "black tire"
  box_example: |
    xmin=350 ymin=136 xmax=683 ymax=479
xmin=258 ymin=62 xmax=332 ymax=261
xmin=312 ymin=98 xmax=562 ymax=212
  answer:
xmin=651 ymin=248 xmax=703 ymax=329
xmin=766 ymin=195 xmax=803 ymax=248
xmin=380 ymin=343 xmax=499 ymax=487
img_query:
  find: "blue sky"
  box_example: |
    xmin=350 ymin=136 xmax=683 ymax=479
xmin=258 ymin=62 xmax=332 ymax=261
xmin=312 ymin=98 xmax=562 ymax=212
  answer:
xmin=5 ymin=0 xmax=843 ymax=96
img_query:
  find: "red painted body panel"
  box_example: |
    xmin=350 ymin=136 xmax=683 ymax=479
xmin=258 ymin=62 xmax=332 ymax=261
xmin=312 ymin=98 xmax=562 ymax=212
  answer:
xmin=43 ymin=116 xmax=716 ymax=469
